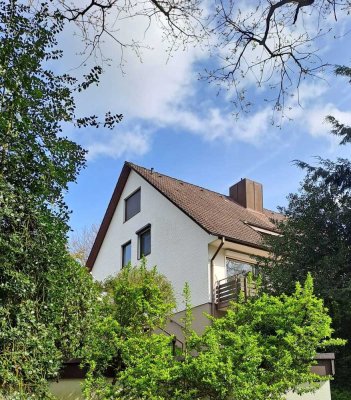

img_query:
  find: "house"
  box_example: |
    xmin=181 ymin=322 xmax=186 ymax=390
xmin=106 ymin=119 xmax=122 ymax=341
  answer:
xmin=58 ymin=161 xmax=333 ymax=400
xmin=87 ymin=161 xmax=283 ymax=313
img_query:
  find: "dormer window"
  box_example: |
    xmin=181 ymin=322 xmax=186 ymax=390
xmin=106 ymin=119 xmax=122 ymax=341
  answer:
xmin=125 ymin=188 xmax=141 ymax=221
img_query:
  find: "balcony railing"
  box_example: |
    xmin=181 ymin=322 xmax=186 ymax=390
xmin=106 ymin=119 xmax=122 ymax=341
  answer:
xmin=215 ymin=273 xmax=256 ymax=309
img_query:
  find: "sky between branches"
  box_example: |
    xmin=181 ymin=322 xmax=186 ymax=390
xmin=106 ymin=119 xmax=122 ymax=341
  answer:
xmin=57 ymin=1 xmax=351 ymax=234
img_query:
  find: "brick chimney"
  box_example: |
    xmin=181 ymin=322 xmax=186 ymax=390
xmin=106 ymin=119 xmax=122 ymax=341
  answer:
xmin=229 ymin=178 xmax=263 ymax=213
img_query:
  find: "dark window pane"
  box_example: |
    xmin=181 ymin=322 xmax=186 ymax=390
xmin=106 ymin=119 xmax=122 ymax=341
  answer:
xmin=122 ymin=241 xmax=131 ymax=267
xmin=125 ymin=189 xmax=141 ymax=221
xmin=139 ymin=228 xmax=151 ymax=257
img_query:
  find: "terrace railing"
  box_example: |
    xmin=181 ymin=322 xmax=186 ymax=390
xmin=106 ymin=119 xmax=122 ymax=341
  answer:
xmin=215 ymin=273 xmax=256 ymax=309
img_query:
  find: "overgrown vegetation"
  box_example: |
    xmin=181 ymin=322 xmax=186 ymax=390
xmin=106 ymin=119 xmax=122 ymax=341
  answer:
xmin=82 ymin=260 xmax=176 ymax=399
xmin=1 ymin=1 xmax=348 ymax=398
xmin=259 ymin=66 xmax=351 ymax=390
xmin=332 ymin=388 xmax=351 ymax=400
xmin=83 ymin=269 xmax=342 ymax=399
xmin=0 ymin=1 xmax=119 ymax=397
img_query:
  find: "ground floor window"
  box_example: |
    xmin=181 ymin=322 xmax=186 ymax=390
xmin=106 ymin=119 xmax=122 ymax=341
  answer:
xmin=225 ymin=258 xmax=255 ymax=277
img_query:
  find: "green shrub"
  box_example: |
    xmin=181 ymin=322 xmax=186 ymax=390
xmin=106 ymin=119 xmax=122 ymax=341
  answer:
xmin=331 ymin=388 xmax=351 ymax=400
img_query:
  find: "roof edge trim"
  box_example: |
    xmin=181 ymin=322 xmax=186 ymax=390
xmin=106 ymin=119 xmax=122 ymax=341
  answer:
xmin=86 ymin=162 xmax=131 ymax=271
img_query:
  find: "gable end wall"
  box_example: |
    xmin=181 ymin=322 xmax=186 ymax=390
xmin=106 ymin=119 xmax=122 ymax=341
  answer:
xmin=92 ymin=170 xmax=214 ymax=307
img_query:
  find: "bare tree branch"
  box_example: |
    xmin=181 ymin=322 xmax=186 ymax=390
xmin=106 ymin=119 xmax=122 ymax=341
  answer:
xmin=34 ymin=0 xmax=351 ymax=114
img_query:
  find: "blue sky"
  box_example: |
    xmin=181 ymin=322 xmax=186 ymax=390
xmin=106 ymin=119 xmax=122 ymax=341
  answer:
xmin=60 ymin=5 xmax=351 ymax=235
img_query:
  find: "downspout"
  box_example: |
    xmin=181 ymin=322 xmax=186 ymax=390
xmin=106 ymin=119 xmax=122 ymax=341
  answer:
xmin=210 ymin=237 xmax=225 ymax=318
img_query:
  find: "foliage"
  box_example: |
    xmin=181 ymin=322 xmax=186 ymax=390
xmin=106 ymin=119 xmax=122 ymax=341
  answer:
xmin=0 ymin=197 xmax=98 ymax=398
xmin=84 ymin=273 xmax=342 ymax=399
xmin=181 ymin=282 xmax=193 ymax=358
xmin=82 ymin=260 xmax=176 ymax=399
xmin=331 ymin=387 xmax=351 ymax=400
xmin=258 ymin=64 xmax=351 ymax=389
xmin=69 ymin=224 xmax=100 ymax=265
xmin=259 ymin=169 xmax=351 ymax=386
xmin=0 ymin=1 xmax=115 ymax=397
xmin=0 ymin=181 xmax=99 ymax=398
xmin=101 ymin=259 xmax=176 ymax=333
xmin=178 ymin=275 xmax=343 ymax=400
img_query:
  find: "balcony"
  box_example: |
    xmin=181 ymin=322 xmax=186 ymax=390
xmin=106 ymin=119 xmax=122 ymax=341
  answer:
xmin=215 ymin=273 xmax=256 ymax=309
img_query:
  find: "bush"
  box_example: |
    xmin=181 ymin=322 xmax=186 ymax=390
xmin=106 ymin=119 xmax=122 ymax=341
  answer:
xmin=331 ymin=388 xmax=351 ymax=400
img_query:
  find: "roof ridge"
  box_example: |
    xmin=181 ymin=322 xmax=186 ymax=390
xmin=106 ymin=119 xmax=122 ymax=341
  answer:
xmin=127 ymin=161 xmax=233 ymax=200
xmin=127 ymin=162 xmax=283 ymax=219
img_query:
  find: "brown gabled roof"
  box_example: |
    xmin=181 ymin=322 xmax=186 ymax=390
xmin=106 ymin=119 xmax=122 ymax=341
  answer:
xmin=86 ymin=162 xmax=282 ymax=270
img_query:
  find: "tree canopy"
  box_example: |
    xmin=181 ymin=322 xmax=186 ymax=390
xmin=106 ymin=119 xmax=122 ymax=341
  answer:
xmin=48 ymin=0 xmax=351 ymax=112
xmin=0 ymin=1 xmax=119 ymax=397
xmin=259 ymin=66 xmax=351 ymax=389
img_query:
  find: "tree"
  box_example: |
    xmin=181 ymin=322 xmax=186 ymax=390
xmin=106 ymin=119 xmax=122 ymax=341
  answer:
xmin=0 ymin=1 xmax=118 ymax=397
xmin=0 ymin=172 xmax=100 ymax=398
xmin=180 ymin=275 xmax=342 ymax=400
xmin=47 ymin=0 xmax=351 ymax=112
xmin=84 ymin=269 xmax=342 ymax=399
xmin=259 ymin=65 xmax=351 ymax=388
xmin=260 ymin=161 xmax=351 ymax=390
xmin=69 ymin=224 xmax=100 ymax=265
xmin=82 ymin=260 xmax=176 ymax=399
xmin=201 ymin=0 xmax=345 ymax=111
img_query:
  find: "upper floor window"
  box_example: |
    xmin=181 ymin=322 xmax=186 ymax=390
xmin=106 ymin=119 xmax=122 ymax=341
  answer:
xmin=125 ymin=188 xmax=141 ymax=221
xmin=137 ymin=225 xmax=151 ymax=258
xmin=122 ymin=241 xmax=131 ymax=267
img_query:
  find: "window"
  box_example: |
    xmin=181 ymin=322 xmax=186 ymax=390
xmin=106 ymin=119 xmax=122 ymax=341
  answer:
xmin=226 ymin=258 xmax=255 ymax=277
xmin=138 ymin=225 xmax=151 ymax=258
xmin=125 ymin=188 xmax=141 ymax=221
xmin=122 ymin=241 xmax=131 ymax=267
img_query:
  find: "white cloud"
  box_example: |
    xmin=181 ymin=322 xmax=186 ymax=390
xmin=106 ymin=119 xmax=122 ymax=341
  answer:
xmin=295 ymin=80 xmax=329 ymax=105
xmin=86 ymin=127 xmax=151 ymax=160
xmin=303 ymin=104 xmax=351 ymax=138
xmin=61 ymin=9 xmax=206 ymax=120
xmin=55 ymin=4 xmax=351 ymax=160
xmin=283 ymin=81 xmax=351 ymax=148
xmin=155 ymin=104 xmax=277 ymax=145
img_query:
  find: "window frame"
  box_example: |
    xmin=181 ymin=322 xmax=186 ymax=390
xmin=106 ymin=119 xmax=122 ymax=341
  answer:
xmin=137 ymin=224 xmax=151 ymax=259
xmin=124 ymin=188 xmax=141 ymax=222
xmin=121 ymin=240 xmax=132 ymax=268
xmin=225 ymin=258 xmax=256 ymax=278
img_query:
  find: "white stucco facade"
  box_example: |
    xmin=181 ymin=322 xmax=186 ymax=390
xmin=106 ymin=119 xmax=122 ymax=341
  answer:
xmin=286 ymin=381 xmax=331 ymax=400
xmin=92 ymin=170 xmax=215 ymax=307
